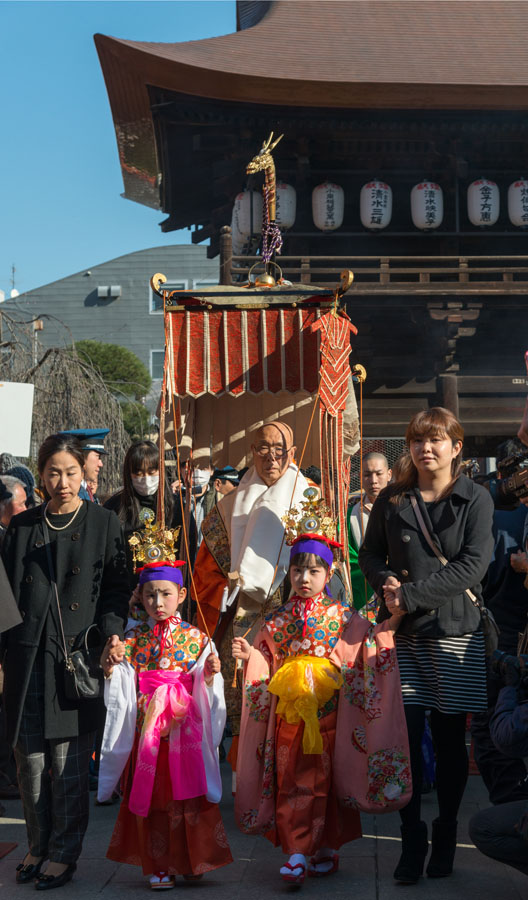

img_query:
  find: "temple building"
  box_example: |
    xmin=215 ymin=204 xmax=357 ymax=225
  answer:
xmin=95 ymin=0 xmax=528 ymax=461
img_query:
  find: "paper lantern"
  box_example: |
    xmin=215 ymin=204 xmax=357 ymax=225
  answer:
xmin=467 ymin=178 xmax=499 ymax=226
xmin=231 ymin=191 xmax=263 ymax=240
xmin=360 ymin=180 xmax=392 ymax=230
xmin=508 ymin=179 xmax=528 ymax=227
xmin=230 ymin=212 xmax=246 ymax=256
xmin=312 ymin=182 xmax=344 ymax=231
xmin=275 ymin=183 xmax=296 ymax=229
xmin=411 ymin=182 xmax=443 ymax=230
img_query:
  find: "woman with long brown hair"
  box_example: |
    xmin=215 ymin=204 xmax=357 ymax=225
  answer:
xmin=359 ymin=407 xmax=494 ymax=884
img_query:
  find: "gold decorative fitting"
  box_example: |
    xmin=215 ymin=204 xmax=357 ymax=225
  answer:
xmin=128 ymin=507 xmax=181 ymax=571
xmin=352 ymin=364 xmax=367 ymax=383
xmin=247 ymin=260 xmax=283 ymax=288
xmin=282 ymin=487 xmax=337 ymax=544
xmin=150 ymin=273 xmax=167 ymax=295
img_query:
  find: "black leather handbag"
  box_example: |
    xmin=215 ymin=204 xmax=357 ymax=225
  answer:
xmin=63 ymin=623 xmax=104 ymax=701
xmin=42 ymin=516 xmax=103 ymax=700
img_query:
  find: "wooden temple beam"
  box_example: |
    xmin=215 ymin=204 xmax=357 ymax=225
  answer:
xmin=437 ymin=374 xmax=460 ymax=418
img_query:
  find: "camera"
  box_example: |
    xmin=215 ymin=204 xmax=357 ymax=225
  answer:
xmin=474 ymin=446 xmax=528 ymax=510
xmin=490 ymin=650 xmax=528 ymax=689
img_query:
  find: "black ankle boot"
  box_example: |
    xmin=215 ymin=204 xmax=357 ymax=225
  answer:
xmin=426 ymin=818 xmax=457 ymax=877
xmin=394 ymin=821 xmax=428 ymax=884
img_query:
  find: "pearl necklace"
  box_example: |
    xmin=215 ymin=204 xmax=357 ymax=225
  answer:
xmin=44 ymin=500 xmax=83 ymax=531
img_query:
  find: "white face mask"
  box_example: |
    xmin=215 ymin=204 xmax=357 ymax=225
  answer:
xmin=193 ymin=468 xmax=211 ymax=487
xmin=131 ymin=474 xmax=159 ymax=496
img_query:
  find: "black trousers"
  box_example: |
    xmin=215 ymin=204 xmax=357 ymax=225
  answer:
xmin=400 ymin=704 xmax=468 ymax=826
xmin=469 ymin=800 xmax=528 ymax=876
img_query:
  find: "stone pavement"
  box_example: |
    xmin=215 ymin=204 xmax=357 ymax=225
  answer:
xmin=0 ymin=762 xmax=525 ymax=899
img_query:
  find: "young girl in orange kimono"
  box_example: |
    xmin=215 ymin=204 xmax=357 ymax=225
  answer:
xmin=233 ymin=531 xmax=411 ymax=887
xmin=99 ymin=560 xmax=232 ymax=890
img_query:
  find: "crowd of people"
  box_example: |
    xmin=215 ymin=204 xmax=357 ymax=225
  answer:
xmin=0 ymin=409 xmax=527 ymax=890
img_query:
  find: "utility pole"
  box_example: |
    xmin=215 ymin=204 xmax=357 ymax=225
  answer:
xmin=33 ymin=320 xmax=44 ymax=366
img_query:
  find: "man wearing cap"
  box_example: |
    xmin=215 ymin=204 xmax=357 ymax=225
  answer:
xmin=60 ymin=429 xmax=109 ymax=503
xmin=212 ymin=466 xmax=240 ymax=499
xmin=192 ymin=422 xmax=309 ymax=763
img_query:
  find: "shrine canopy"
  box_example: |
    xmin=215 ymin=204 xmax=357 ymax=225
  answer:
xmin=159 ymin=281 xmax=359 ymax=475
xmin=164 ymin=284 xmax=332 ymax=398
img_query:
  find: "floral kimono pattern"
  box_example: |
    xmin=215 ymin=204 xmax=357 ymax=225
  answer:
xmin=106 ymin=617 xmax=233 ymax=877
xmin=235 ymin=597 xmax=411 ymax=854
xmin=124 ymin=619 xmax=206 ymax=730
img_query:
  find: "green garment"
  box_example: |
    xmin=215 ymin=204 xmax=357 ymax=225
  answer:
xmin=347 ymin=518 xmax=373 ymax=611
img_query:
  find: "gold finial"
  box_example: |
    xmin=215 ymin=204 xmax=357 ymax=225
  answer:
xmin=128 ymin=508 xmax=181 ymax=571
xmin=352 ymin=364 xmax=367 ymax=383
xmin=282 ymin=487 xmax=337 ymax=545
xmin=150 ymin=273 xmax=167 ymax=295
xmin=246 ymin=132 xmax=284 ymax=174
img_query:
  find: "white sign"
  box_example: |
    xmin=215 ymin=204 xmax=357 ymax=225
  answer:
xmin=0 ymin=382 xmax=35 ymax=456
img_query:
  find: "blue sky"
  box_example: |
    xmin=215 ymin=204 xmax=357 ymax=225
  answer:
xmin=0 ymin=1 xmax=235 ymax=295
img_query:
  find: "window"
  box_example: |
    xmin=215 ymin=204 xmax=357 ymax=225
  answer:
xmin=150 ymin=349 xmax=165 ymax=380
xmin=192 ymin=279 xmax=218 ymax=290
xmin=149 ymin=280 xmax=188 ymax=314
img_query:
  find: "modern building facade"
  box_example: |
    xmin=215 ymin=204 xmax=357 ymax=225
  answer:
xmin=1 ymin=245 xmax=219 ymax=382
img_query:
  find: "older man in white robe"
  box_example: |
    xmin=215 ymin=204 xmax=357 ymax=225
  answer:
xmin=192 ymin=421 xmax=309 ymax=753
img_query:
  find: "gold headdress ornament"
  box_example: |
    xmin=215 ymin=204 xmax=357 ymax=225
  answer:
xmin=282 ymin=486 xmax=338 ymax=545
xmin=128 ymin=507 xmax=181 ymax=572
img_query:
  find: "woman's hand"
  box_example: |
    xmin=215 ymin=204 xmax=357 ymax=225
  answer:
xmin=383 ymin=576 xmax=405 ymax=612
xmin=510 ymin=550 xmax=528 ymax=574
xmin=101 ymin=636 xmax=125 ymax=676
xmin=232 ymin=637 xmax=251 ymax=661
xmin=204 ymin=653 xmax=221 ymax=684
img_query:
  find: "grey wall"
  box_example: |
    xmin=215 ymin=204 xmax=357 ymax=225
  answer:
xmin=1 ymin=245 xmax=219 ymax=376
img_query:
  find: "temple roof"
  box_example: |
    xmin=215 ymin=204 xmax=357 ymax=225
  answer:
xmin=95 ymin=0 xmax=528 ymax=209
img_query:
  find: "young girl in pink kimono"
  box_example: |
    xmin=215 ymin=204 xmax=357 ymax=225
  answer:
xmin=99 ymin=560 xmax=232 ymax=890
xmin=233 ymin=531 xmax=411 ymax=887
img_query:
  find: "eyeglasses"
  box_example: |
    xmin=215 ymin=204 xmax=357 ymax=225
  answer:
xmin=253 ymin=443 xmax=291 ymax=459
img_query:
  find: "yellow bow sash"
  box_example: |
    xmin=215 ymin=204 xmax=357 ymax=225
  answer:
xmin=267 ymin=655 xmax=343 ymax=754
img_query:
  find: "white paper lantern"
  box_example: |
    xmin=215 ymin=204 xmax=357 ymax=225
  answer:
xmin=231 ymin=191 xmax=263 ymax=240
xmin=411 ymin=182 xmax=443 ymax=230
xmin=467 ymin=178 xmax=499 ymax=226
xmin=360 ymin=180 xmax=392 ymax=230
xmin=275 ymin=183 xmax=296 ymax=230
xmin=508 ymin=179 xmax=528 ymax=227
xmin=312 ymin=182 xmax=344 ymax=231
xmin=230 ymin=210 xmax=246 ymax=256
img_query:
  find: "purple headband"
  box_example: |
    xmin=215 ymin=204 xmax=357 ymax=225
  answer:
xmin=138 ymin=565 xmax=184 ymax=586
xmin=289 ymin=538 xmax=335 ymax=569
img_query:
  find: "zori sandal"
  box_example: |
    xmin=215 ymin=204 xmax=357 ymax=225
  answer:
xmin=150 ymin=871 xmax=175 ymax=890
xmin=308 ymin=852 xmax=339 ymax=877
xmin=280 ymin=861 xmax=306 ymax=886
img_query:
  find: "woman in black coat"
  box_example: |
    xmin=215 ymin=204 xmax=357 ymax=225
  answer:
xmin=359 ymin=407 xmax=494 ymax=884
xmin=1 ymin=434 xmax=129 ymax=890
xmin=104 ymin=439 xmax=183 ymax=592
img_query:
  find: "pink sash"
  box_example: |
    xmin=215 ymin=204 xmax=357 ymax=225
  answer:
xmin=128 ymin=669 xmax=207 ymax=817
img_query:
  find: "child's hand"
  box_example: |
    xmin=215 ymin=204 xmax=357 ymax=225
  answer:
xmin=232 ymin=637 xmax=251 ymax=661
xmin=387 ymin=608 xmax=406 ymax=632
xmin=100 ymin=636 xmax=125 ymax=676
xmin=383 ymin=576 xmax=404 ymax=612
xmin=204 ymin=653 xmax=221 ymax=684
